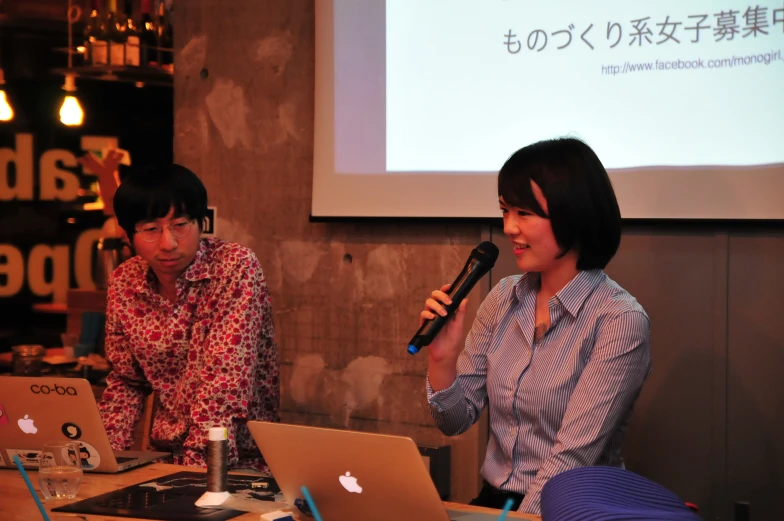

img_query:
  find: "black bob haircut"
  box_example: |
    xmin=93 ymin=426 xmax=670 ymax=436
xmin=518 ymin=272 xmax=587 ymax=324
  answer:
xmin=498 ymin=137 xmax=621 ymax=270
xmin=114 ymin=163 xmax=208 ymax=239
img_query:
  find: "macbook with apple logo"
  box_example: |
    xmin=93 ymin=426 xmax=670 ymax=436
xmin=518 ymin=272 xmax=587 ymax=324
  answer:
xmin=0 ymin=376 xmax=168 ymax=473
xmin=248 ymin=421 xmax=517 ymax=521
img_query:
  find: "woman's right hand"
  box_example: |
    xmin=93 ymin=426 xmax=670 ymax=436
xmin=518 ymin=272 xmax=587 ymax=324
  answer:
xmin=420 ymin=284 xmax=468 ymax=365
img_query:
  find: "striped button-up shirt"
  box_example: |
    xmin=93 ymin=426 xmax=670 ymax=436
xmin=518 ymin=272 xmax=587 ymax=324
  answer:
xmin=427 ymin=269 xmax=651 ymax=514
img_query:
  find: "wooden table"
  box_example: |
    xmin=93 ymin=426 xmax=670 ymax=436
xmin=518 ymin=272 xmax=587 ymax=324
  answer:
xmin=0 ymin=463 xmax=540 ymax=520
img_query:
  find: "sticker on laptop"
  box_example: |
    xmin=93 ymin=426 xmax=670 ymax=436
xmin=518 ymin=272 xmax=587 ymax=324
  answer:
xmin=0 ymin=404 xmax=8 ymax=425
xmin=294 ymin=498 xmax=314 ymax=518
xmin=7 ymin=449 xmax=41 ymax=467
xmin=40 ymin=448 xmax=66 ymax=468
xmin=62 ymin=422 xmax=82 ymax=440
xmin=77 ymin=441 xmax=100 ymax=469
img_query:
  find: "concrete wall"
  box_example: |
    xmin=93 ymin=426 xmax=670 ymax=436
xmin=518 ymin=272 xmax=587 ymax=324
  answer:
xmin=173 ymin=0 xmax=485 ymax=501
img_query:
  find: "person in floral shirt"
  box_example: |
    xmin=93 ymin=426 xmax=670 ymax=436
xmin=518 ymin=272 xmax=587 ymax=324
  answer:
xmin=98 ymin=163 xmax=279 ymax=470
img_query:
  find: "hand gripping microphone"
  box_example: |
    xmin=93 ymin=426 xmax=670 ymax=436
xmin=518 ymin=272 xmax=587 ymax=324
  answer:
xmin=407 ymin=241 xmax=499 ymax=355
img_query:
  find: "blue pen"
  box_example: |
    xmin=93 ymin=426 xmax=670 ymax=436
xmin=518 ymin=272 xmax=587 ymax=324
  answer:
xmin=12 ymin=455 xmax=51 ymax=521
xmin=300 ymin=485 xmax=324 ymax=521
xmin=497 ymin=497 xmax=514 ymax=521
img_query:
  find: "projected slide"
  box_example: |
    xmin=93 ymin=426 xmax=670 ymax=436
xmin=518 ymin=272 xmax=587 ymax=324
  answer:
xmin=314 ymin=1 xmax=784 ymax=219
xmin=386 ymin=0 xmax=784 ymax=172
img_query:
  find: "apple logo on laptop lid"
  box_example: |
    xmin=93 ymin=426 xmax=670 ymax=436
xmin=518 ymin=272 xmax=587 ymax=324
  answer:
xmin=17 ymin=414 xmax=37 ymax=434
xmin=339 ymin=472 xmax=363 ymax=494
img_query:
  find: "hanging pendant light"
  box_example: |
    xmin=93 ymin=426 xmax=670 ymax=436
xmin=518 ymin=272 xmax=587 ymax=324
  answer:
xmin=0 ymin=70 xmax=14 ymax=122
xmin=59 ymin=73 xmax=84 ymax=126
xmin=59 ymin=1 xmax=85 ymax=126
xmin=0 ymin=25 xmax=14 ymax=122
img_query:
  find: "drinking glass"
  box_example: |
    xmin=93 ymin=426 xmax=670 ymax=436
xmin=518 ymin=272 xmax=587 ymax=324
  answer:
xmin=38 ymin=441 xmax=83 ymax=500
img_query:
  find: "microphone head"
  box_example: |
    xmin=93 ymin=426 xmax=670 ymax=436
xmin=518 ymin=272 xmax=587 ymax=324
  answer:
xmin=471 ymin=241 xmax=499 ymax=266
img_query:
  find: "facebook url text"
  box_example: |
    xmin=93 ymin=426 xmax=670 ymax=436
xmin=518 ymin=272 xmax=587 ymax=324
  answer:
xmin=601 ymin=49 xmax=783 ymax=75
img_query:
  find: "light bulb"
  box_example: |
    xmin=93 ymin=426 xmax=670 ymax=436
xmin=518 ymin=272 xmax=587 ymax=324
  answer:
xmin=0 ymin=90 xmax=13 ymax=122
xmin=59 ymin=95 xmax=84 ymax=126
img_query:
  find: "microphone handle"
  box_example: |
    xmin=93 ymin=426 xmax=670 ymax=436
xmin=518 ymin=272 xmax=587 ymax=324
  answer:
xmin=407 ymin=259 xmax=485 ymax=354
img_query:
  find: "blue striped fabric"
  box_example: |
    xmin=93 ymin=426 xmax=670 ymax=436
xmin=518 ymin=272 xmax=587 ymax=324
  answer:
xmin=540 ymin=466 xmax=702 ymax=520
xmin=427 ymin=270 xmax=651 ymax=514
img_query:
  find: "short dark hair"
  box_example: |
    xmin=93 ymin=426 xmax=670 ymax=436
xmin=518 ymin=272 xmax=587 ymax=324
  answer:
xmin=498 ymin=137 xmax=621 ymax=270
xmin=114 ymin=164 xmax=208 ymax=239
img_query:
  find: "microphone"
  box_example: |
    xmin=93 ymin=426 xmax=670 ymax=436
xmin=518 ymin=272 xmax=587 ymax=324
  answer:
xmin=407 ymin=241 xmax=499 ymax=355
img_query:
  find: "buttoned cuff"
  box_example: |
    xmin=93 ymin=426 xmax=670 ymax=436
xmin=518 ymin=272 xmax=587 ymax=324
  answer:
xmin=426 ymin=374 xmax=464 ymax=412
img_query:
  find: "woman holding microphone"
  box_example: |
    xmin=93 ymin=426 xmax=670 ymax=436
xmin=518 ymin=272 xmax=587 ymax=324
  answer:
xmin=420 ymin=137 xmax=651 ymax=515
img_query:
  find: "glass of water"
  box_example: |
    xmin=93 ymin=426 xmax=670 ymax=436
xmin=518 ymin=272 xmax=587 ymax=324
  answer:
xmin=38 ymin=441 xmax=83 ymax=499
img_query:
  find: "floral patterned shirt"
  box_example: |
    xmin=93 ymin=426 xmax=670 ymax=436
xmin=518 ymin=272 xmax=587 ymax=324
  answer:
xmin=98 ymin=238 xmax=279 ymax=470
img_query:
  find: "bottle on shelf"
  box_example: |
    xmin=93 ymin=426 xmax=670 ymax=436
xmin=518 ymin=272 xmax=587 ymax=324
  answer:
xmin=123 ymin=0 xmax=140 ymax=66
xmin=140 ymin=0 xmax=158 ymax=66
xmin=85 ymin=0 xmax=108 ymax=66
xmin=105 ymin=0 xmax=126 ymax=66
xmin=157 ymin=0 xmax=174 ymax=72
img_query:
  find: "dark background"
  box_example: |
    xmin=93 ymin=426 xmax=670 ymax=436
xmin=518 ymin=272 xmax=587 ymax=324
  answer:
xmin=0 ymin=6 xmax=173 ymax=350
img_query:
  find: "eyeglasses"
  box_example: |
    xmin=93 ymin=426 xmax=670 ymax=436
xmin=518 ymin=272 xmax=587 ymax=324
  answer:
xmin=135 ymin=219 xmax=196 ymax=242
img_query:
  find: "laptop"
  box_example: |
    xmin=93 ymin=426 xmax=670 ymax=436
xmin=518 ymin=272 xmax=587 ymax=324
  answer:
xmin=247 ymin=421 xmax=507 ymax=521
xmin=0 ymin=376 xmax=168 ymax=473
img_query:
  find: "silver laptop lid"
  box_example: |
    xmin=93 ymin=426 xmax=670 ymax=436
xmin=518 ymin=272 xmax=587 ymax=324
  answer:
xmin=0 ymin=376 xmax=121 ymax=472
xmin=247 ymin=421 xmax=450 ymax=521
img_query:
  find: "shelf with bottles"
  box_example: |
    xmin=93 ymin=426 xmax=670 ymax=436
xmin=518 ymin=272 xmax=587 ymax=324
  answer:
xmin=52 ymin=64 xmax=171 ymax=88
xmin=63 ymin=0 xmax=173 ymax=86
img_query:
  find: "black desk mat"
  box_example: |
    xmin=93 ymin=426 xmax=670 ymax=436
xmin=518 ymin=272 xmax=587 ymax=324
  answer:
xmin=52 ymin=471 xmax=279 ymax=521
